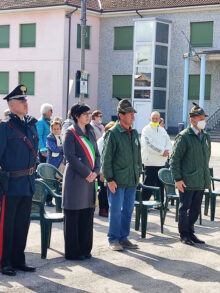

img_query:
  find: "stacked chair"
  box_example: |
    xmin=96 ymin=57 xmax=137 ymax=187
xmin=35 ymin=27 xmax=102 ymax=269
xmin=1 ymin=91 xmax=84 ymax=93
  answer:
xmin=37 ymin=163 xmax=63 ymax=212
xmin=30 ymin=179 xmax=64 ymax=258
xmin=135 ymin=183 xmax=164 ymax=238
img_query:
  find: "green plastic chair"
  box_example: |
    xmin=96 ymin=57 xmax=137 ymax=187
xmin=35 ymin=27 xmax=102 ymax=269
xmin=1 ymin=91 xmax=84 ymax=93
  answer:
xmin=204 ymin=168 xmax=214 ymax=216
xmin=158 ymin=168 xmax=179 ymax=223
xmin=206 ymin=176 xmax=220 ymax=221
xmin=158 ymin=168 xmax=203 ymax=225
xmin=135 ymin=183 xmax=164 ymax=238
xmin=37 ymin=163 xmax=63 ymax=212
xmin=30 ymin=179 xmax=64 ymax=259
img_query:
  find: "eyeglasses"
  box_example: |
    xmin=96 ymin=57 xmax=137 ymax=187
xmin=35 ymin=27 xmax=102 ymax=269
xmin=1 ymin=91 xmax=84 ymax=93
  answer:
xmin=82 ymin=112 xmax=91 ymax=117
xmin=97 ymin=115 xmax=103 ymax=118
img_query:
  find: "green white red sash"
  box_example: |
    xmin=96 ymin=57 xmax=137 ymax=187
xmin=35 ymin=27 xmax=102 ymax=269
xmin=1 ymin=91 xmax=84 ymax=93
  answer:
xmin=69 ymin=126 xmax=95 ymax=169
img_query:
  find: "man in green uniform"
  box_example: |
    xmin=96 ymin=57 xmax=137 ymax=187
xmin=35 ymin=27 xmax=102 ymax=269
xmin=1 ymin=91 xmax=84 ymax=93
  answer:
xmin=170 ymin=103 xmax=211 ymax=245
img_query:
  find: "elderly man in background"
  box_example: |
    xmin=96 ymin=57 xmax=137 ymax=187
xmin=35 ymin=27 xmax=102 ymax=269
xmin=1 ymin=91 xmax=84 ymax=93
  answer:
xmin=141 ymin=111 xmax=172 ymax=203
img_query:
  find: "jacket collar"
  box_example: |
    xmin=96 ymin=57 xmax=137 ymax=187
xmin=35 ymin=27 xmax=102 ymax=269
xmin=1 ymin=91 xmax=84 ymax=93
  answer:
xmin=73 ymin=121 xmax=93 ymax=137
xmin=9 ymin=113 xmax=37 ymax=126
xmin=115 ymin=120 xmax=134 ymax=133
xmin=186 ymin=125 xmax=207 ymax=135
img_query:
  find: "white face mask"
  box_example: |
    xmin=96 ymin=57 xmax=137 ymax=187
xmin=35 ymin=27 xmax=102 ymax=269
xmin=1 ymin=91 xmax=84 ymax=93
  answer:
xmin=197 ymin=120 xmax=206 ymax=130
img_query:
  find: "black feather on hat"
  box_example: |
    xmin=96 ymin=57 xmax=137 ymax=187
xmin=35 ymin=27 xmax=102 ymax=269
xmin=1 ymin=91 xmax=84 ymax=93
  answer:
xmin=189 ymin=102 xmax=208 ymax=117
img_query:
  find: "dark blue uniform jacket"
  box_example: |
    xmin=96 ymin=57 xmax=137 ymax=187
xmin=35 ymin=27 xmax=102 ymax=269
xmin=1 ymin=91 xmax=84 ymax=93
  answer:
xmin=0 ymin=113 xmax=39 ymax=196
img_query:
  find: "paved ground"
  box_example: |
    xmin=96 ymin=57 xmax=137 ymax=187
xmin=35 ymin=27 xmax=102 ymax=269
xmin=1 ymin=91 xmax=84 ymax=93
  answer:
xmin=0 ymin=142 xmax=220 ymax=293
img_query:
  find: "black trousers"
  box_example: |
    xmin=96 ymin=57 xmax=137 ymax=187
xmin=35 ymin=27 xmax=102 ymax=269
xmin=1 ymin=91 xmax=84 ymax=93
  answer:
xmin=143 ymin=166 xmax=165 ymax=203
xmin=178 ymin=190 xmax=204 ymax=237
xmin=0 ymin=195 xmax=32 ymax=268
xmin=98 ymin=180 xmax=109 ymax=211
xmin=64 ymin=208 xmax=94 ymax=259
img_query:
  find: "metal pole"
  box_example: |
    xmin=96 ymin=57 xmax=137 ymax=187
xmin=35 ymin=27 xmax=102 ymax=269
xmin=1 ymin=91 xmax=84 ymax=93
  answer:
xmin=80 ymin=0 xmax=87 ymax=104
xmin=199 ymin=54 xmax=206 ymax=109
xmin=182 ymin=57 xmax=190 ymax=127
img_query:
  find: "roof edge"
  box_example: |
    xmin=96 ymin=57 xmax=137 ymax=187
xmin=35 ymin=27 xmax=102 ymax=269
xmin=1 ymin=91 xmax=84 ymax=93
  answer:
xmin=1 ymin=2 xmax=220 ymax=16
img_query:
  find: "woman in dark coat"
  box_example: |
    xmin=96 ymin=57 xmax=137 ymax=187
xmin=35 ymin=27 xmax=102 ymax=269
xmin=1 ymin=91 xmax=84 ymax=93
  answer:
xmin=62 ymin=103 xmax=100 ymax=260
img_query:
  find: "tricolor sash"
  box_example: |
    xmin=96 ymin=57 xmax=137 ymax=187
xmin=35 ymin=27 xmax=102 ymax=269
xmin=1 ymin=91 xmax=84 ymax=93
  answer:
xmin=69 ymin=127 xmax=95 ymax=169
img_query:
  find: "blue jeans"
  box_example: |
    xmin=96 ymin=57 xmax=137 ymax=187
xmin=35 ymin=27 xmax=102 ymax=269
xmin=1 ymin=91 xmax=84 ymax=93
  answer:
xmin=107 ymin=187 xmax=136 ymax=243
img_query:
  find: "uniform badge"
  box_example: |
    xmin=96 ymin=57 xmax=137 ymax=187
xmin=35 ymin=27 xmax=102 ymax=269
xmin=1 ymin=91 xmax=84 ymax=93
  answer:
xmin=20 ymin=86 xmax=26 ymax=95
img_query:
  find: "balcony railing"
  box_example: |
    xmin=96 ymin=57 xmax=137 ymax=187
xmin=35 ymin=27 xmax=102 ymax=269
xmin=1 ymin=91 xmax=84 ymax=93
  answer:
xmin=206 ymin=107 xmax=220 ymax=131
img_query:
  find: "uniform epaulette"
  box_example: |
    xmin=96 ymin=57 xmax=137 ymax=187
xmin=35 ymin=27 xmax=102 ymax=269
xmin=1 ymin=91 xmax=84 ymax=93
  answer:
xmin=1 ymin=116 xmax=11 ymax=123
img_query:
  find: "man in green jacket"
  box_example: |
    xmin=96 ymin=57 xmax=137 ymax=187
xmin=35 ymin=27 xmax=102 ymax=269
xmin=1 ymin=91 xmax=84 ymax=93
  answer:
xmin=170 ymin=103 xmax=211 ymax=246
xmin=102 ymin=99 xmax=142 ymax=251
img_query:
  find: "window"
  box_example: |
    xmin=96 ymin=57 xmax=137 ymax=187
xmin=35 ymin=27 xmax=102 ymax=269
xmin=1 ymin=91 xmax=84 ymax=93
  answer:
xmin=0 ymin=72 xmax=9 ymax=94
xmin=20 ymin=24 xmax=36 ymax=47
xmin=190 ymin=22 xmax=213 ymax=47
xmin=155 ymin=45 xmax=168 ymax=66
xmin=188 ymin=75 xmax=211 ymax=100
xmin=135 ymin=45 xmax=152 ymax=65
xmin=134 ymin=89 xmax=150 ymax=99
xmin=154 ymin=68 xmax=167 ymax=88
xmin=112 ymin=75 xmax=132 ymax=99
xmin=153 ymin=90 xmax=166 ymax=109
xmin=75 ymin=72 xmax=89 ymax=98
xmin=0 ymin=25 xmax=10 ymax=48
xmin=156 ymin=22 xmax=169 ymax=44
xmin=77 ymin=24 xmax=90 ymax=49
xmin=136 ymin=21 xmax=153 ymax=43
xmin=114 ymin=26 xmax=133 ymax=50
xmin=19 ymin=72 xmax=35 ymax=95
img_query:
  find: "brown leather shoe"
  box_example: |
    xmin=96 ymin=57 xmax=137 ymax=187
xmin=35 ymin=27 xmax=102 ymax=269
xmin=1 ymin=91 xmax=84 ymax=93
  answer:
xmin=120 ymin=240 xmax=139 ymax=249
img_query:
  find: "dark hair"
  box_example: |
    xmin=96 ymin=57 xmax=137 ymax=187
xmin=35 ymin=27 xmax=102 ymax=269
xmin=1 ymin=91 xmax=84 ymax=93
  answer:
xmin=92 ymin=110 xmax=102 ymax=120
xmin=70 ymin=103 xmax=90 ymax=123
xmin=67 ymin=109 xmax=72 ymax=119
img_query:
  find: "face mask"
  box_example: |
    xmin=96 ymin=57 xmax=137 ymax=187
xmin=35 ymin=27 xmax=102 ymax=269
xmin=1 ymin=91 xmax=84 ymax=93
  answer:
xmin=150 ymin=122 xmax=159 ymax=127
xmin=98 ymin=120 xmax=102 ymax=125
xmin=197 ymin=120 xmax=206 ymax=130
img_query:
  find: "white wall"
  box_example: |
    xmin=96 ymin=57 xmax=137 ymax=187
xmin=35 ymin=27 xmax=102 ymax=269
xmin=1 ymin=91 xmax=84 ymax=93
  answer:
xmin=0 ymin=9 xmax=66 ymax=120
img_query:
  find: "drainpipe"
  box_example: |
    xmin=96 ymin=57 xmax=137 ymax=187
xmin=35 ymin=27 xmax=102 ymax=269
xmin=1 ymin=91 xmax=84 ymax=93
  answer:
xmin=199 ymin=54 xmax=206 ymax=109
xmin=66 ymin=8 xmax=78 ymax=116
xmin=182 ymin=56 xmax=190 ymax=128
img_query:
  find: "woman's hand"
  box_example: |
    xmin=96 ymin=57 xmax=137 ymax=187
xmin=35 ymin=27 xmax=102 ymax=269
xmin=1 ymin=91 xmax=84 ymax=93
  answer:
xmin=86 ymin=172 xmax=97 ymax=183
xmin=86 ymin=172 xmax=92 ymax=182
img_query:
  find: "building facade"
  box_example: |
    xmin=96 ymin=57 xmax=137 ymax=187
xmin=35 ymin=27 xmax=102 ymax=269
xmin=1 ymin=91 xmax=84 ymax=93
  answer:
xmin=0 ymin=1 xmax=220 ymax=132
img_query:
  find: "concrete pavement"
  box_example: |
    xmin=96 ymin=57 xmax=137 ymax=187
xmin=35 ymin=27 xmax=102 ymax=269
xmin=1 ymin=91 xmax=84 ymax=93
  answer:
xmin=0 ymin=142 xmax=220 ymax=293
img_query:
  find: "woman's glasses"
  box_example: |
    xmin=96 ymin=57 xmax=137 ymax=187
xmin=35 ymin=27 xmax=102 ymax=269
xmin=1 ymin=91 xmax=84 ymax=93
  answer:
xmin=82 ymin=112 xmax=92 ymax=117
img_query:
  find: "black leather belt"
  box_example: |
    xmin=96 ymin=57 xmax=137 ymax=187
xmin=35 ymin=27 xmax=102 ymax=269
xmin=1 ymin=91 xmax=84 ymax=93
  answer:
xmin=9 ymin=166 xmax=36 ymax=178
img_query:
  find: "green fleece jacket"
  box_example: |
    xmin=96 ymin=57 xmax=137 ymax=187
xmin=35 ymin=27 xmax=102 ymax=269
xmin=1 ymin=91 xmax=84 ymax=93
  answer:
xmin=102 ymin=121 xmax=142 ymax=188
xmin=170 ymin=125 xmax=211 ymax=190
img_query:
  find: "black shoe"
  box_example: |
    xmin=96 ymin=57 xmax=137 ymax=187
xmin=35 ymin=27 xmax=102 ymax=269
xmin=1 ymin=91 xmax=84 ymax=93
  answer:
xmin=180 ymin=236 xmax=195 ymax=246
xmin=190 ymin=234 xmax=205 ymax=244
xmin=46 ymin=201 xmax=55 ymax=207
xmin=1 ymin=266 xmax=16 ymax=276
xmin=14 ymin=265 xmax=36 ymax=272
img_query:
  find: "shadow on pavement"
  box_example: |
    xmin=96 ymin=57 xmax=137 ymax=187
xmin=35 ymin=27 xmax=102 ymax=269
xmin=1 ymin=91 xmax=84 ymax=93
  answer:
xmin=126 ymin=250 xmax=220 ymax=283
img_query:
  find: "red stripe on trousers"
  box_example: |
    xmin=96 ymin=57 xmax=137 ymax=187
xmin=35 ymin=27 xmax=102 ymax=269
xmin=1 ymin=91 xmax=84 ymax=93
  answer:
xmin=0 ymin=195 xmax=6 ymax=268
